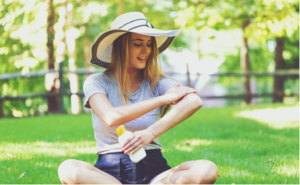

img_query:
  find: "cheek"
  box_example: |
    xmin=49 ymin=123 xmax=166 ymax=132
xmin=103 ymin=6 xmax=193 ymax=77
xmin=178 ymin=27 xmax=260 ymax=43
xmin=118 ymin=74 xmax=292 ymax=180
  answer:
xmin=129 ymin=50 xmax=139 ymax=60
xmin=128 ymin=49 xmax=135 ymax=61
xmin=148 ymin=48 xmax=152 ymax=56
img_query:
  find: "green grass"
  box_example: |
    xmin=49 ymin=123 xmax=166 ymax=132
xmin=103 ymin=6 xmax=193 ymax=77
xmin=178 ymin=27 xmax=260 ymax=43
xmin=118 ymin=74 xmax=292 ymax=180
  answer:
xmin=0 ymin=103 xmax=299 ymax=184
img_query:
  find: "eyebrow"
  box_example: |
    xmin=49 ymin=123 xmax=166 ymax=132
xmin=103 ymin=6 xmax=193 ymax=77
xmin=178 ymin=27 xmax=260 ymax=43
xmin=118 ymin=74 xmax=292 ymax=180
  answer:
xmin=133 ymin=38 xmax=152 ymax=42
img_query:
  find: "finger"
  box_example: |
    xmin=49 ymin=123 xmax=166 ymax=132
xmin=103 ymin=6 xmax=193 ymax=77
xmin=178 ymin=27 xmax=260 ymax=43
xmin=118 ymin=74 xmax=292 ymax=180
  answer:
xmin=185 ymin=87 xmax=197 ymax=93
xmin=122 ymin=140 xmax=136 ymax=152
xmin=124 ymin=141 xmax=141 ymax=154
xmin=130 ymin=144 xmax=144 ymax=154
xmin=187 ymin=90 xmax=197 ymax=93
xmin=172 ymin=84 xmax=179 ymax=88
xmin=122 ymin=135 xmax=141 ymax=152
xmin=174 ymin=97 xmax=183 ymax=104
xmin=122 ymin=134 xmax=135 ymax=149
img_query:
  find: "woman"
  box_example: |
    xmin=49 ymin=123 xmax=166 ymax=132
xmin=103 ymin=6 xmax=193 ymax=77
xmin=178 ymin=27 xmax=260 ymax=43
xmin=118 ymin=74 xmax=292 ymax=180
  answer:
xmin=58 ymin=12 xmax=218 ymax=184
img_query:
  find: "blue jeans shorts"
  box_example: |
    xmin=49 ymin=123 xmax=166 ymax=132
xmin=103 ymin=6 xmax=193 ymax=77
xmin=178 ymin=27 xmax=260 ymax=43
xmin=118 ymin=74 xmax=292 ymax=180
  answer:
xmin=94 ymin=149 xmax=171 ymax=184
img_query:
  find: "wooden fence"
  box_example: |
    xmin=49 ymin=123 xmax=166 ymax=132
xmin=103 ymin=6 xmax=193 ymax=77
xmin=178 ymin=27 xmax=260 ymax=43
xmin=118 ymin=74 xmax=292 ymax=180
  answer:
xmin=0 ymin=65 xmax=299 ymax=117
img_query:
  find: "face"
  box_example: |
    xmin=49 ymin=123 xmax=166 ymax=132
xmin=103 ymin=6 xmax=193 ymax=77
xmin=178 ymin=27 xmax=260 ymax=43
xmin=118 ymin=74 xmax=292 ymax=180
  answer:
xmin=128 ymin=33 xmax=152 ymax=71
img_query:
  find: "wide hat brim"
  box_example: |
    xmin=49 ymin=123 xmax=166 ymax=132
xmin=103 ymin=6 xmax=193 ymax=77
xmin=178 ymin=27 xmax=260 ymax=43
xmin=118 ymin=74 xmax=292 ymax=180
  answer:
xmin=90 ymin=26 xmax=181 ymax=68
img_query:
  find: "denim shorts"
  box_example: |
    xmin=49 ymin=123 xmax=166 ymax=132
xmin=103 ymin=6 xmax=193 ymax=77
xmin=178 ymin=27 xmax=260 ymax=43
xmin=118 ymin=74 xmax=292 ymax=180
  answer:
xmin=94 ymin=149 xmax=171 ymax=184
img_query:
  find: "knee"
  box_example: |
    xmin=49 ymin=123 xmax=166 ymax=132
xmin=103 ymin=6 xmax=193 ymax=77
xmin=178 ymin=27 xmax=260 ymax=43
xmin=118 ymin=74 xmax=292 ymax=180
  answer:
xmin=193 ymin=160 xmax=218 ymax=184
xmin=58 ymin=159 xmax=81 ymax=183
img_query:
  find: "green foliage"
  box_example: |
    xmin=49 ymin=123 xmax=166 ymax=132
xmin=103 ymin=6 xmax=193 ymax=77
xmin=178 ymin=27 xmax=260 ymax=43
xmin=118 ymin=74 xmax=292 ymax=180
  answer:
xmin=0 ymin=103 xmax=298 ymax=183
xmin=0 ymin=0 xmax=299 ymax=117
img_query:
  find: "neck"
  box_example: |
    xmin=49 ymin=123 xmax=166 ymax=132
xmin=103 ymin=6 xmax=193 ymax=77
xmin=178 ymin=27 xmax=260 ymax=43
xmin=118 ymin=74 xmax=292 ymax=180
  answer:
xmin=128 ymin=69 xmax=144 ymax=84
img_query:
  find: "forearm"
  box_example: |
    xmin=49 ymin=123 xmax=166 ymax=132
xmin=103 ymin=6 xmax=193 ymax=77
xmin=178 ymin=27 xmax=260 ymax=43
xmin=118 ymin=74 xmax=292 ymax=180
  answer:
xmin=103 ymin=96 xmax=166 ymax=127
xmin=146 ymin=93 xmax=203 ymax=139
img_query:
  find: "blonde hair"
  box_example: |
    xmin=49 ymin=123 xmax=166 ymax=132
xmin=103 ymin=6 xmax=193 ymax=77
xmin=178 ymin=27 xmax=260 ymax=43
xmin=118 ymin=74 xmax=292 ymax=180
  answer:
xmin=105 ymin=32 xmax=171 ymax=116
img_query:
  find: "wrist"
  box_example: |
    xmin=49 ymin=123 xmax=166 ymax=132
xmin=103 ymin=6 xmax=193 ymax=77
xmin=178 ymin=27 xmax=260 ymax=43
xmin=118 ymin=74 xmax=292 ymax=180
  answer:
xmin=146 ymin=127 xmax=157 ymax=140
xmin=161 ymin=94 xmax=175 ymax=105
xmin=159 ymin=95 xmax=169 ymax=105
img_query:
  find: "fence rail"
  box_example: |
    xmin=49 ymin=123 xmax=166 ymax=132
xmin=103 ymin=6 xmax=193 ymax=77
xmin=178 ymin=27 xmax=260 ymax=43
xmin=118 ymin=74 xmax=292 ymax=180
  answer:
xmin=0 ymin=68 xmax=105 ymax=80
xmin=0 ymin=69 xmax=299 ymax=80
xmin=1 ymin=92 xmax=298 ymax=101
xmin=0 ymin=68 xmax=299 ymax=117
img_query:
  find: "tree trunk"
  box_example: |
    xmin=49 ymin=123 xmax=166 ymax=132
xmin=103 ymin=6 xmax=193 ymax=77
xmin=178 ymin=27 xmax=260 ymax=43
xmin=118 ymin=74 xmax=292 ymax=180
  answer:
xmin=273 ymin=37 xmax=284 ymax=102
xmin=241 ymin=20 xmax=251 ymax=104
xmin=186 ymin=63 xmax=191 ymax=87
xmin=117 ymin=0 xmax=125 ymax=16
xmin=83 ymin=25 xmax=90 ymax=68
xmin=55 ymin=1 xmax=68 ymax=113
xmin=0 ymin=94 xmax=3 ymax=117
xmin=67 ymin=27 xmax=81 ymax=114
xmin=45 ymin=0 xmax=60 ymax=113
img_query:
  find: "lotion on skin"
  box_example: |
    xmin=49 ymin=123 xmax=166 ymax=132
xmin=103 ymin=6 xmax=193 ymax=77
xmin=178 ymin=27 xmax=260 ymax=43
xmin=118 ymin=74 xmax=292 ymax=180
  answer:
xmin=116 ymin=125 xmax=146 ymax=163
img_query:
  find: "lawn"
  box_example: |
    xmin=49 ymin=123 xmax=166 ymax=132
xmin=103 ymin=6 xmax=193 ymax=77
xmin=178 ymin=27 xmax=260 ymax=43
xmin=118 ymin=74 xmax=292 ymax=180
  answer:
xmin=0 ymin=103 xmax=299 ymax=184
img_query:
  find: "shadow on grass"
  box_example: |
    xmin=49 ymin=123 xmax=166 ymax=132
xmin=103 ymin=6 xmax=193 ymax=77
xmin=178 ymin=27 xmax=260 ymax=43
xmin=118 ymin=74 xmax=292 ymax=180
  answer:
xmin=0 ymin=106 xmax=299 ymax=184
xmin=0 ymin=114 xmax=94 ymax=143
xmin=159 ymin=108 xmax=299 ymax=184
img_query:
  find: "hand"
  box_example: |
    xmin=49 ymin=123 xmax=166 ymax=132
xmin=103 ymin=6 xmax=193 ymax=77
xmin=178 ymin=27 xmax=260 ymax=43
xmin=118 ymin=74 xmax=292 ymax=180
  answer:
xmin=121 ymin=129 xmax=155 ymax=154
xmin=163 ymin=84 xmax=197 ymax=105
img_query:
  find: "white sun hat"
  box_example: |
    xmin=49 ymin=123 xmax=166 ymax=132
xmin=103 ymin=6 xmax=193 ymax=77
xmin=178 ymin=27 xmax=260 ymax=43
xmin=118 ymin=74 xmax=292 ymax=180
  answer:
xmin=90 ymin=12 xmax=181 ymax=68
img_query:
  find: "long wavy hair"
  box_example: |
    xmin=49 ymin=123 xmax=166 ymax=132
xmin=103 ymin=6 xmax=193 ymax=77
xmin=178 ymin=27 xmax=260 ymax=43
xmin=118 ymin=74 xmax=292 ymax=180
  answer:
xmin=104 ymin=32 xmax=171 ymax=116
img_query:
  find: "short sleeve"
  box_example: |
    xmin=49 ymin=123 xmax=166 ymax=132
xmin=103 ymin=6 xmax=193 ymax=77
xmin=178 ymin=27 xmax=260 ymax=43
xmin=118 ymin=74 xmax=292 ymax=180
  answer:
xmin=156 ymin=77 xmax=179 ymax=96
xmin=83 ymin=74 xmax=107 ymax=108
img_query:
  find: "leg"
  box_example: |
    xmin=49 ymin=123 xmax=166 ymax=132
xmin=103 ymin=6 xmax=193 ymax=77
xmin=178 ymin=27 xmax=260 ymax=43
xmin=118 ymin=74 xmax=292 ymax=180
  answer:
xmin=58 ymin=159 xmax=122 ymax=184
xmin=150 ymin=160 xmax=218 ymax=184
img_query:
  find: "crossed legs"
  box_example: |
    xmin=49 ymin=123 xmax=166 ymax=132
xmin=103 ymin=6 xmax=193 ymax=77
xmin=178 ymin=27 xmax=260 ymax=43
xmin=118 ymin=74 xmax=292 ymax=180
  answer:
xmin=58 ymin=159 xmax=218 ymax=184
xmin=58 ymin=159 xmax=121 ymax=184
xmin=150 ymin=160 xmax=218 ymax=184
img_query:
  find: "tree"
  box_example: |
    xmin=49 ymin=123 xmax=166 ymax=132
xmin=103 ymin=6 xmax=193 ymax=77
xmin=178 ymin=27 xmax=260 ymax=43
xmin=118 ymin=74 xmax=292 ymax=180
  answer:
xmin=0 ymin=0 xmax=49 ymax=117
xmin=173 ymin=0 xmax=299 ymax=104
xmin=273 ymin=37 xmax=284 ymax=102
xmin=45 ymin=0 xmax=60 ymax=113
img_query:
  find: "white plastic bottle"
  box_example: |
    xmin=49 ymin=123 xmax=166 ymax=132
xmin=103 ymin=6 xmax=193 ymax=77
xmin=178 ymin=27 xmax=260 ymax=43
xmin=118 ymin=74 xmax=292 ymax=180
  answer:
xmin=116 ymin=125 xmax=146 ymax=163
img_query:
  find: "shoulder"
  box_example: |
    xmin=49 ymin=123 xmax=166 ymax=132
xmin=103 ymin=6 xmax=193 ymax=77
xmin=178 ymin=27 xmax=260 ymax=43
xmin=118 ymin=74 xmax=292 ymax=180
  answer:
xmin=84 ymin=73 xmax=111 ymax=84
xmin=83 ymin=72 xmax=114 ymax=90
xmin=154 ymin=76 xmax=179 ymax=95
xmin=85 ymin=73 xmax=107 ymax=81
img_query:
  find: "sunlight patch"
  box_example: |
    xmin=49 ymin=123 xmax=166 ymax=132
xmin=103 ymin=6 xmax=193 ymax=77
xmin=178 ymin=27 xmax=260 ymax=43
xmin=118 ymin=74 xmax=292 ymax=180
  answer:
xmin=235 ymin=106 xmax=299 ymax=129
xmin=175 ymin=139 xmax=213 ymax=152
xmin=175 ymin=145 xmax=193 ymax=152
xmin=0 ymin=141 xmax=97 ymax=160
xmin=272 ymin=163 xmax=299 ymax=176
xmin=224 ymin=167 xmax=255 ymax=178
xmin=189 ymin=139 xmax=212 ymax=146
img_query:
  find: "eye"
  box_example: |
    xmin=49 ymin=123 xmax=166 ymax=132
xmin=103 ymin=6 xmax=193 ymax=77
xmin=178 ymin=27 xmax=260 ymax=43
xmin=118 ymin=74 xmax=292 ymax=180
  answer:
xmin=134 ymin=44 xmax=141 ymax=47
xmin=147 ymin=43 xmax=152 ymax=47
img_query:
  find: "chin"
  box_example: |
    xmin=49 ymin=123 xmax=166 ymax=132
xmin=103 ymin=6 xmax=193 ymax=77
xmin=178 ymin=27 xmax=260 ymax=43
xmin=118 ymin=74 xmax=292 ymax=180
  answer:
xmin=136 ymin=64 xmax=146 ymax=70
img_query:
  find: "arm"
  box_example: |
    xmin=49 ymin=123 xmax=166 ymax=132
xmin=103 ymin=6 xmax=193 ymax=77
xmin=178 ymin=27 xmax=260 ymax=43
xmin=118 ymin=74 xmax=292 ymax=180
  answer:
xmin=122 ymin=93 xmax=203 ymax=154
xmin=89 ymin=93 xmax=166 ymax=127
xmin=147 ymin=93 xmax=203 ymax=138
xmin=89 ymin=85 xmax=197 ymax=127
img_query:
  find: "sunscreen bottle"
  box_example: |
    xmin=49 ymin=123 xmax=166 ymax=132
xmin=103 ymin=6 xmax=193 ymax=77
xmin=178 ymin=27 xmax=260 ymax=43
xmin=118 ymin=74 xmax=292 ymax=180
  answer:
xmin=116 ymin=125 xmax=146 ymax=163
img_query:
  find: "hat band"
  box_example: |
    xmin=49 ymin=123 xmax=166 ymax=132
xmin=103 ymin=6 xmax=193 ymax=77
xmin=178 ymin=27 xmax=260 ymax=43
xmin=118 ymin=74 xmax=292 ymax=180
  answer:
xmin=118 ymin=19 xmax=154 ymax=31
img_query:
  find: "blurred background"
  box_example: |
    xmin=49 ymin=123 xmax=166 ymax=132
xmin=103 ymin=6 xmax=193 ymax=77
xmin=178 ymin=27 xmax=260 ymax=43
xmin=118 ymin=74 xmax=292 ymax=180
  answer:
xmin=0 ymin=0 xmax=299 ymax=118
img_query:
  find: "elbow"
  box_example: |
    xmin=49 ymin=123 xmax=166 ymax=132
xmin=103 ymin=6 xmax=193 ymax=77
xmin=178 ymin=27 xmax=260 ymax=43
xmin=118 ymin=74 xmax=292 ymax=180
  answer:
xmin=196 ymin=99 xmax=203 ymax=110
xmin=102 ymin=112 xmax=118 ymax=127
xmin=105 ymin=120 xmax=115 ymax=127
xmin=194 ymin=96 xmax=203 ymax=110
xmin=185 ymin=93 xmax=203 ymax=110
xmin=103 ymin=119 xmax=116 ymax=127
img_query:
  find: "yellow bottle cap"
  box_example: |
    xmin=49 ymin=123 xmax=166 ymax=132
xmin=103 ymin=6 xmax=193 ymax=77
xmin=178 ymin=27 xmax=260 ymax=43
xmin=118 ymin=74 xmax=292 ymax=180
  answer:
xmin=116 ymin=125 xmax=127 ymax=137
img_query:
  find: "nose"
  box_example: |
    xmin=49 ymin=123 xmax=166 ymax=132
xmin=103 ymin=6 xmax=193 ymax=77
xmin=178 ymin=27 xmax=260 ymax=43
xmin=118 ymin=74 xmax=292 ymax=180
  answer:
xmin=141 ymin=44 xmax=150 ymax=54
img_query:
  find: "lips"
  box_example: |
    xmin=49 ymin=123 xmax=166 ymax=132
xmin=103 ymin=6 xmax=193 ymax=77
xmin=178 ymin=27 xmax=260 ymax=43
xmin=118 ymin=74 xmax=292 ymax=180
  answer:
xmin=137 ymin=57 xmax=147 ymax=62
